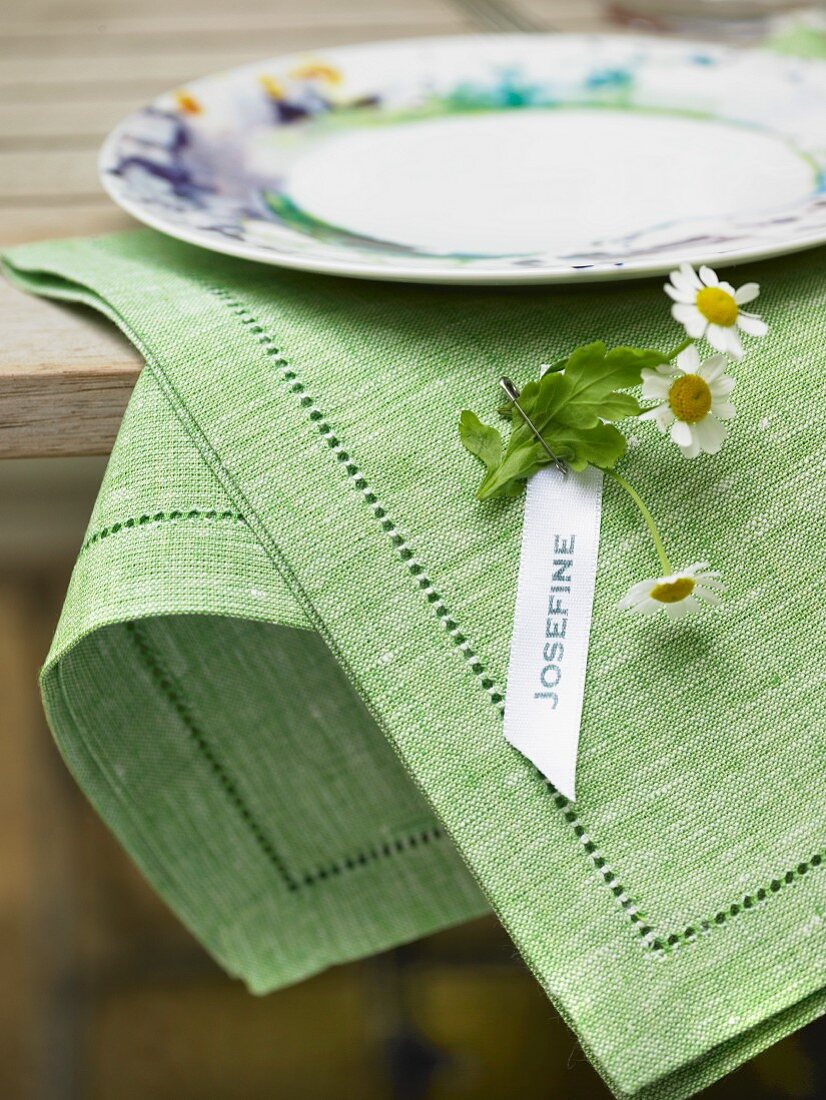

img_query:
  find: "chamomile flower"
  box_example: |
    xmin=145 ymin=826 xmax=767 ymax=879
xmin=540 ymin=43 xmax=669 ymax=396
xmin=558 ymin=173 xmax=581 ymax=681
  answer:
xmin=665 ymin=263 xmax=767 ymax=359
xmin=619 ymin=561 xmax=724 ymax=619
xmin=640 ymin=345 xmax=735 ymax=459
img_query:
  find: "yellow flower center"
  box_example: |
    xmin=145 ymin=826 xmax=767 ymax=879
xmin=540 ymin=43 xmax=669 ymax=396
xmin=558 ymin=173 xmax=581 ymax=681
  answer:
xmin=668 ymin=374 xmax=712 ymax=424
xmin=695 ymin=286 xmax=738 ymax=327
xmin=650 ymin=577 xmax=695 ymax=604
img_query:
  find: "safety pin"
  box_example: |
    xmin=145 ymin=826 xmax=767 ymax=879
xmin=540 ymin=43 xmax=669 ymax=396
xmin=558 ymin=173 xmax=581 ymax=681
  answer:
xmin=499 ymin=377 xmax=568 ymax=477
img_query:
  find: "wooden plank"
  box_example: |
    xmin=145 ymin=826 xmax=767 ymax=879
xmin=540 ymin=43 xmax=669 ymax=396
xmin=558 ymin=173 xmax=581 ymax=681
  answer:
xmin=450 ymin=0 xmax=545 ymax=32
xmin=0 ymin=280 xmax=140 ymax=458
xmin=0 ymin=49 xmax=320 ymax=89
xmin=0 ymin=203 xmax=132 ymax=246
xmin=0 ymin=23 xmax=475 ymax=103
xmin=0 ymin=23 xmax=473 ymax=88
xmin=504 ymin=0 xmax=606 ymax=31
xmin=6 ymin=0 xmax=454 ymax=20
xmin=1 ymin=1 xmax=467 ymax=48
xmin=0 ymin=100 xmax=153 ymax=142
xmin=0 ymin=151 xmax=102 ymax=200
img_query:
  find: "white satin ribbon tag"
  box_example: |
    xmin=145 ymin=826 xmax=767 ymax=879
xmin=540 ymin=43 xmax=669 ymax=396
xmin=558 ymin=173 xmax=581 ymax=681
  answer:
xmin=503 ymin=465 xmax=603 ymax=802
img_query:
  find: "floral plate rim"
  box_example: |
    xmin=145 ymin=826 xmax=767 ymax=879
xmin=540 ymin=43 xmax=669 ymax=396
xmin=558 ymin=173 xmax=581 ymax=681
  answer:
xmin=98 ymin=33 xmax=826 ymax=285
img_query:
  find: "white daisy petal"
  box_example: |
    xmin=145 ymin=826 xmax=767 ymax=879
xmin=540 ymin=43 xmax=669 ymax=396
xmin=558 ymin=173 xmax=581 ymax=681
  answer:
xmin=619 ymin=582 xmax=656 ymax=611
xmin=622 ymin=590 xmax=661 ymax=615
xmin=665 ymin=595 xmax=700 ymax=619
xmin=641 ymin=404 xmax=673 ymax=431
xmin=699 ymin=265 xmax=719 ymax=287
xmin=664 ymin=282 xmax=695 ymax=304
xmin=637 ymin=409 xmax=673 ymax=429
xmin=697 ymin=354 xmax=728 ymax=383
xmin=672 ymin=304 xmax=708 ymax=338
xmin=707 ymin=324 xmax=743 ymax=359
xmin=673 ymin=425 xmax=702 ymax=458
xmin=640 ymin=405 xmax=674 ymax=431
xmin=705 ymin=323 xmax=729 ymax=354
xmin=675 ymin=344 xmax=701 ymax=373
xmin=637 ymin=367 xmax=673 ymax=389
xmin=695 ymin=567 xmax=721 ymax=581
xmin=694 ymin=415 xmax=727 ymax=455
xmin=625 ymin=578 xmax=658 ymax=601
xmin=718 ymin=281 xmax=736 ymax=296
xmin=712 ymin=400 xmax=736 ymax=421
xmin=725 ymin=326 xmax=744 ymax=359
xmin=670 ymin=420 xmax=693 ymax=447
xmin=735 ymin=282 xmax=760 ymax=305
xmin=709 ymin=374 xmax=735 ymax=397
xmin=641 ymin=375 xmax=672 ymax=401
xmin=683 ymin=562 xmax=710 ymax=575
xmin=694 ymin=585 xmax=722 ymax=606
xmin=636 ymin=598 xmax=662 ymax=616
xmin=736 ymin=312 xmax=768 ymax=337
xmin=677 ymin=263 xmax=703 ymax=290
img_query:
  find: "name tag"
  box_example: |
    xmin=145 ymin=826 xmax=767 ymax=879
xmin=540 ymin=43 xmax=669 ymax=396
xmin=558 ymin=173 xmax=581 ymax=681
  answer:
xmin=502 ymin=465 xmax=603 ymax=802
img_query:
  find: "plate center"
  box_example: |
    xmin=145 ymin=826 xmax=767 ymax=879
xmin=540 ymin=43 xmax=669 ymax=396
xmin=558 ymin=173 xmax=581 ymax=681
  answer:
xmin=281 ymin=108 xmax=813 ymax=257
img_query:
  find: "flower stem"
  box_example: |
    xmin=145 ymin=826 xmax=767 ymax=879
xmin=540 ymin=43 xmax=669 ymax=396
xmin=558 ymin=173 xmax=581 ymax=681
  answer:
xmin=607 ymin=469 xmax=673 ymax=575
xmin=664 ymin=337 xmax=693 ymax=361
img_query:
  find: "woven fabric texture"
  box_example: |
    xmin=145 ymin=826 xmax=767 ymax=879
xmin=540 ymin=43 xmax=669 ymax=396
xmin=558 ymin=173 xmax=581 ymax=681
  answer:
xmin=3 ymin=229 xmax=825 ymax=1100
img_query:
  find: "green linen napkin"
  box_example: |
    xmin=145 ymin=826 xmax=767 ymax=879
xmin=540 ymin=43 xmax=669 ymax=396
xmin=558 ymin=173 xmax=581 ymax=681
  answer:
xmin=4 ymin=230 xmax=826 ymax=1100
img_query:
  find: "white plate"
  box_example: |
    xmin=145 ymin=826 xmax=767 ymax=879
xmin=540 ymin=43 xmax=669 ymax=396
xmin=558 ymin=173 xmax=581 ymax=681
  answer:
xmin=99 ymin=34 xmax=826 ymax=284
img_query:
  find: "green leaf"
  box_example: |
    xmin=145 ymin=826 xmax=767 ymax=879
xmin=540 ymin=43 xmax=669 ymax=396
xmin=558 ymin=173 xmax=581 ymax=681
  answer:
xmin=459 ymin=341 xmax=664 ymax=500
xmin=460 ymin=410 xmax=533 ymax=499
xmin=459 ymin=410 xmax=502 ymax=476
xmin=541 ymin=343 xmax=664 ymax=428
xmin=606 ymin=346 xmax=674 ymax=374
xmin=475 ymin=442 xmax=546 ymax=501
xmin=564 ymin=343 xmax=669 ymax=393
xmin=585 ymin=392 xmax=643 ymax=423
xmin=543 ymin=421 xmax=628 ymax=472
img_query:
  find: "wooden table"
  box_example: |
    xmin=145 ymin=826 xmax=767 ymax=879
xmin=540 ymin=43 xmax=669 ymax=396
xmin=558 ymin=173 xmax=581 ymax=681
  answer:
xmin=0 ymin=0 xmax=606 ymax=459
